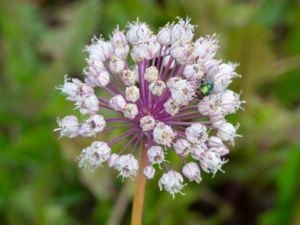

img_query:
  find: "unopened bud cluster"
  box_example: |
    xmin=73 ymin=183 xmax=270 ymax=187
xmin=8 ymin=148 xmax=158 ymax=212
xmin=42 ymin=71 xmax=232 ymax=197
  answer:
xmin=55 ymin=18 xmax=244 ymax=198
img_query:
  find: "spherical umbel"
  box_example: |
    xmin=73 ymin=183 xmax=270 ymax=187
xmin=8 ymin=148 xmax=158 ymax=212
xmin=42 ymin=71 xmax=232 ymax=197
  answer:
xmin=55 ymin=17 xmax=243 ymax=198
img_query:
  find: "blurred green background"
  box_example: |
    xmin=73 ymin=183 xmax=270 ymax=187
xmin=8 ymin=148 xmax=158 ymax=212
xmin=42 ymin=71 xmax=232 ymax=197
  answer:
xmin=1 ymin=0 xmax=300 ymax=224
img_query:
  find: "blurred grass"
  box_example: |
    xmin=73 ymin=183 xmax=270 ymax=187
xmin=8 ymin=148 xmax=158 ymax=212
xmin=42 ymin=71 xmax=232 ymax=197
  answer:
xmin=0 ymin=0 xmax=300 ymax=225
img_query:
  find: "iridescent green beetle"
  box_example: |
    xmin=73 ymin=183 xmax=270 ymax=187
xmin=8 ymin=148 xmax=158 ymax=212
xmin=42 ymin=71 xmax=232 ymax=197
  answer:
xmin=195 ymin=77 xmax=214 ymax=99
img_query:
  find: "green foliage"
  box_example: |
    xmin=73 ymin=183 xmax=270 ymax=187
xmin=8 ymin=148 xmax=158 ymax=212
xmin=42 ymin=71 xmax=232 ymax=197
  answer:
xmin=1 ymin=0 xmax=300 ymax=224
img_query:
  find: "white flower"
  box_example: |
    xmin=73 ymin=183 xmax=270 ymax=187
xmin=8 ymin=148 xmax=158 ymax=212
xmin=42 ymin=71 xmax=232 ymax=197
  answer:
xmin=123 ymin=103 xmax=138 ymax=119
xmin=167 ymin=77 xmax=194 ymax=105
xmin=126 ymin=21 xmax=152 ymax=45
xmin=111 ymin=28 xmax=128 ymax=47
xmin=94 ymin=69 xmax=110 ymax=87
xmin=114 ymin=45 xmax=130 ymax=60
xmin=143 ymin=166 xmax=155 ymax=179
xmin=108 ymin=153 xmax=120 ymax=168
xmin=140 ymin=116 xmax=156 ymax=132
xmin=75 ymin=94 xmax=99 ymax=115
xmin=170 ymin=41 xmax=194 ymax=64
xmin=125 ymin=86 xmax=140 ymax=102
xmin=147 ymin=145 xmax=165 ymax=165
xmin=149 ymin=80 xmax=166 ymax=96
xmin=144 ymin=66 xmax=159 ymax=82
xmin=197 ymin=90 xmax=243 ymax=117
xmin=109 ymin=95 xmax=126 ymax=111
xmin=211 ymin=62 xmax=239 ymax=93
xmin=130 ymin=38 xmax=160 ymax=62
xmin=79 ymin=114 xmax=106 ymax=137
xmin=59 ymin=77 xmax=94 ymax=101
xmin=214 ymin=120 xmax=240 ymax=145
xmin=183 ymin=63 xmax=205 ymax=81
xmin=190 ymin=143 xmax=207 ymax=160
xmin=185 ymin=123 xmax=208 ymax=144
xmin=182 ymin=162 xmax=202 ymax=183
xmin=157 ymin=23 xmax=173 ymax=45
xmin=208 ymin=136 xmax=229 ymax=156
xmin=130 ymin=46 xmax=144 ymax=63
xmin=56 ymin=18 xmax=244 ymax=194
xmin=109 ymin=56 xmax=125 ymax=74
xmin=164 ymin=98 xmax=180 ymax=116
xmin=173 ymin=139 xmax=191 ymax=157
xmin=193 ymin=34 xmax=219 ymax=60
xmin=159 ymin=170 xmax=185 ymax=198
xmin=115 ymin=154 xmax=139 ymax=180
xmin=78 ymin=141 xmax=111 ymax=171
xmin=85 ymin=37 xmax=113 ymax=62
xmin=54 ymin=115 xmax=79 ymax=138
xmin=204 ymin=59 xmax=220 ymax=76
xmin=153 ymin=122 xmax=175 ymax=147
xmin=121 ymin=69 xmax=138 ymax=86
xmin=200 ymin=149 xmax=227 ymax=176
xmin=218 ymin=90 xmax=244 ymax=114
xmin=171 ymin=18 xmax=194 ymax=43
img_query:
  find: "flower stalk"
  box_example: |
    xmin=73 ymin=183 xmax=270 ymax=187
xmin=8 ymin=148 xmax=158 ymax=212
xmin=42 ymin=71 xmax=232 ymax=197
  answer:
xmin=131 ymin=141 xmax=147 ymax=225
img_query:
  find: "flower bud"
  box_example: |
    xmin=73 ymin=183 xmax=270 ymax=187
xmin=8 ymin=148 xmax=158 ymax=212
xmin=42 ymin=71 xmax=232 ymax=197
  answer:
xmin=54 ymin=115 xmax=79 ymax=138
xmin=140 ymin=116 xmax=156 ymax=132
xmin=182 ymin=162 xmax=202 ymax=183
xmin=109 ymin=95 xmax=126 ymax=111
xmin=171 ymin=18 xmax=194 ymax=43
xmin=185 ymin=123 xmax=208 ymax=144
xmin=157 ymin=23 xmax=173 ymax=45
xmin=190 ymin=143 xmax=207 ymax=160
xmin=173 ymin=139 xmax=191 ymax=157
xmin=167 ymin=77 xmax=194 ymax=105
xmin=109 ymin=56 xmax=125 ymax=74
xmin=164 ymin=98 xmax=180 ymax=116
xmin=170 ymin=41 xmax=194 ymax=64
xmin=59 ymin=77 xmax=94 ymax=101
xmin=214 ymin=120 xmax=240 ymax=145
xmin=149 ymin=80 xmax=166 ymax=96
xmin=193 ymin=34 xmax=219 ymax=60
xmin=85 ymin=37 xmax=113 ymax=62
xmin=76 ymin=94 xmax=99 ymax=115
xmin=143 ymin=166 xmax=155 ymax=179
xmin=183 ymin=63 xmax=205 ymax=81
xmin=114 ymin=45 xmax=129 ymax=60
xmin=123 ymin=103 xmax=138 ymax=119
xmin=108 ymin=153 xmax=119 ymax=168
xmin=125 ymin=86 xmax=140 ymax=102
xmin=121 ymin=69 xmax=138 ymax=86
xmin=144 ymin=66 xmax=159 ymax=82
xmin=211 ymin=63 xmax=239 ymax=93
xmin=94 ymin=69 xmax=110 ymax=87
xmin=111 ymin=28 xmax=128 ymax=47
xmin=204 ymin=59 xmax=220 ymax=76
xmin=126 ymin=21 xmax=152 ymax=45
xmin=208 ymin=136 xmax=229 ymax=156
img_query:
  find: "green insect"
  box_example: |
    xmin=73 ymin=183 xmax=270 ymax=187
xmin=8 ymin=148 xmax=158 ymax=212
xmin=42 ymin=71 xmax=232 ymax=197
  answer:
xmin=195 ymin=77 xmax=214 ymax=99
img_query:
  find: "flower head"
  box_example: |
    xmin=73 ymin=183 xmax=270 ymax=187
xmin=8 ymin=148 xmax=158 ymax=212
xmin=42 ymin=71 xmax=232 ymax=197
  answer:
xmin=55 ymin=17 xmax=244 ymax=197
